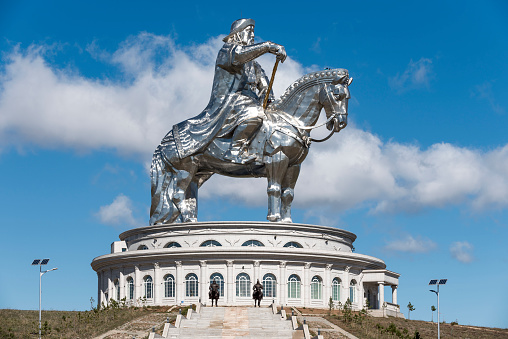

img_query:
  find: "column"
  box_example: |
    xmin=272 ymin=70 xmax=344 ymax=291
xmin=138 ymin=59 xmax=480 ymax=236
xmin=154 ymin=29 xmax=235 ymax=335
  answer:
xmin=378 ymin=282 xmax=385 ymax=310
xmin=119 ymin=267 xmax=125 ymax=301
xmin=97 ymin=271 xmax=103 ymax=308
xmin=107 ymin=269 xmax=113 ymax=304
xmin=134 ymin=266 xmax=140 ymax=304
xmin=226 ymin=260 xmax=234 ymax=305
xmin=391 ymin=285 xmax=398 ymax=305
xmin=154 ymin=262 xmax=161 ymax=305
xmin=200 ymin=260 xmax=207 ymax=304
xmin=303 ymin=263 xmax=311 ymax=307
xmin=343 ymin=266 xmax=350 ymax=305
xmin=324 ymin=264 xmax=332 ymax=306
xmin=279 ymin=261 xmax=286 ymax=306
xmin=175 ymin=261 xmax=183 ymax=304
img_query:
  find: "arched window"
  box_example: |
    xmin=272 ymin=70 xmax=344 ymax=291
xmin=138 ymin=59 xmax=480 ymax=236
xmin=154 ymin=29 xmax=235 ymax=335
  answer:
xmin=164 ymin=274 xmax=175 ymax=298
xmin=185 ymin=273 xmax=199 ymax=297
xmin=332 ymin=278 xmax=341 ymax=301
xmin=236 ymin=273 xmax=251 ymax=297
xmin=138 ymin=245 xmax=148 ymax=250
xmin=200 ymin=240 xmax=222 ymax=247
xmin=127 ymin=277 xmax=134 ymax=300
xmin=311 ymin=276 xmax=322 ymax=300
xmin=144 ymin=276 xmax=153 ymax=299
xmin=242 ymin=240 xmax=264 ymax=247
xmin=114 ymin=279 xmax=120 ymax=301
xmin=288 ymin=274 xmax=301 ymax=299
xmin=210 ymin=273 xmax=225 ymax=297
xmin=349 ymin=279 xmax=357 ymax=302
xmin=263 ymin=273 xmax=276 ymax=298
xmin=283 ymin=242 xmax=303 ymax=248
xmin=164 ymin=242 xmax=182 ymax=248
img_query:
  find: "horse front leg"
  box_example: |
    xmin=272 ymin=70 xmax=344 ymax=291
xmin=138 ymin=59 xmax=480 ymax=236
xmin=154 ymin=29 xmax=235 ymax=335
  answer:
xmin=265 ymin=151 xmax=289 ymax=222
xmin=172 ymin=159 xmax=198 ymax=223
xmin=281 ymin=164 xmax=301 ymax=223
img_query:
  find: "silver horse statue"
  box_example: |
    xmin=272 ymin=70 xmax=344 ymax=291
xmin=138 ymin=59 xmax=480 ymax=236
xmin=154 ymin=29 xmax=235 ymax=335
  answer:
xmin=150 ymin=69 xmax=351 ymax=225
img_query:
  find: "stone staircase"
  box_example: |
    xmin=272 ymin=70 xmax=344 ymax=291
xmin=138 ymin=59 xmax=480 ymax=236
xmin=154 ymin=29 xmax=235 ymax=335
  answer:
xmin=164 ymin=306 xmax=295 ymax=339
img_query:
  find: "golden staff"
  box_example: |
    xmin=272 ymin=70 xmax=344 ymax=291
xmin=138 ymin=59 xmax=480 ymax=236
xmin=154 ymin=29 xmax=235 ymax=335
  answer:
xmin=263 ymin=59 xmax=280 ymax=110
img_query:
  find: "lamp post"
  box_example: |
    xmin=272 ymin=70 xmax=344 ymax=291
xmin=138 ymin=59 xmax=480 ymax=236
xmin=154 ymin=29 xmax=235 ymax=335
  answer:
xmin=32 ymin=259 xmax=58 ymax=339
xmin=429 ymin=279 xmax=447 ymax=339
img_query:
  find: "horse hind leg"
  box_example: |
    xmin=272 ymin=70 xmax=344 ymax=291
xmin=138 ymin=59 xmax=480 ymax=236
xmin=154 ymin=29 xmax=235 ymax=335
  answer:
xmin=265 ymin=151 xmax=289 ymax=222
xmin=280 ymin=164 xmax=301 ymax=223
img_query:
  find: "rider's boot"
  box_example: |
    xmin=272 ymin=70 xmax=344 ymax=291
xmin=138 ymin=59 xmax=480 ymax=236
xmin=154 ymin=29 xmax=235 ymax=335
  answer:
xmin=223 ymin=117 xmax=262 ymax=164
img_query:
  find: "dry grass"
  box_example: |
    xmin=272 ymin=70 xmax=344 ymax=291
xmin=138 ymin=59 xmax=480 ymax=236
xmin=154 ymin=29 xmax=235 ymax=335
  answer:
xmin=295 ymin=307 xmax=508 ymax=339
xmin=0 ymin=305 xmax=176 ymax=339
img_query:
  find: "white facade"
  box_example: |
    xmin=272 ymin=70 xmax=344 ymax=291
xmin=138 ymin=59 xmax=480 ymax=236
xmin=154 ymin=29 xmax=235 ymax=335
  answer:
xmin=91 ymin=221 xmax=401 ymax=313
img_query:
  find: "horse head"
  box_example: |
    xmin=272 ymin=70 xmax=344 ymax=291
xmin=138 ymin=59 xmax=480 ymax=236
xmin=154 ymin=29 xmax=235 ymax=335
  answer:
xmin=319 ymin=72 xmax=352 ymax=132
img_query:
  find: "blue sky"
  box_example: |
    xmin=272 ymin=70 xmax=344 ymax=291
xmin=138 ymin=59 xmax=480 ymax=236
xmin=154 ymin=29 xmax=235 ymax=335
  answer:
xmin=1 ymin=0 xmax=507 ymax=329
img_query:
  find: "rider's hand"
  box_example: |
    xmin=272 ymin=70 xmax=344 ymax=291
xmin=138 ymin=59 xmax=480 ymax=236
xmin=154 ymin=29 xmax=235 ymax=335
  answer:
xmin=269 ymin=43 xmax=287 ymax=63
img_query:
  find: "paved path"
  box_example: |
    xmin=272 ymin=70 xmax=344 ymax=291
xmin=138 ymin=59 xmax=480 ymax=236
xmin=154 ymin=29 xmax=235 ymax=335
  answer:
xmin=166 ymin=306 xmax=294 ymax=338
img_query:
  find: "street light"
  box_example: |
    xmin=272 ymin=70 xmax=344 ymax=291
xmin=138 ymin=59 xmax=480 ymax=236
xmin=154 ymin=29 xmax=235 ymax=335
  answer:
xmin=429 ymin=279 xmax=447 ymax=339
xmin=32 ymin=259 xmax=58 ymax=339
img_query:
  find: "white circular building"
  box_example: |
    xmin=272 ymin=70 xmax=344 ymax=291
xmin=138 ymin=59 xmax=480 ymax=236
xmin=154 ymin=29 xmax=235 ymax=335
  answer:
xmin=91 ymin=221 xmax=401 ymax=316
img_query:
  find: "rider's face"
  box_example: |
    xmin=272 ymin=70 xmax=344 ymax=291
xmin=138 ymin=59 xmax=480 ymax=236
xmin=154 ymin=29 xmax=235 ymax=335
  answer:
xmin=238 ymin=26 xmax=254 ymax=45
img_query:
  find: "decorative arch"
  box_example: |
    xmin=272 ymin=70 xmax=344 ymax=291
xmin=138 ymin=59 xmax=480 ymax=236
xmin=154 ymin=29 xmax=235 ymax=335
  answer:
xmin=349 ymin=279 xmax=357 ymax=302
xmin=126 ymin=277 xmax=134 ymax=300
xmin=332 ymin=277 xmax=341 ymax=301
xmin=164 ymin=242 xmax=182 ymax=248
xmin=185 ymin=273 xmax=199 ymax=297
xmin=200 ymin=240 xmax=222 ymax=247
xmin=263 ymin=273 xmax=276 ymax=298
xmin=288 ymin=274 xmax=301 ymax=298
xmin=236 ymin=273 xmax=251 ymax=297
xmin=210 ymin=272 xmax=225 ymax=297
xmin=242 ymin=240 xmax=264 ymax=247
xmin=164 ymin=274 xmax=175 ymax=298
xmin=283 ymin=241 xmax=303 ymax=248
xmin=311 ymin=275 xmax=322 ymax=300
xmin=143 ymin=275 xmax=153 ymax=299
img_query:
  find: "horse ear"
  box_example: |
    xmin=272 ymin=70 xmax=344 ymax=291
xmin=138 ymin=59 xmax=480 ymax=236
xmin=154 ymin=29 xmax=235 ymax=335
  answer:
xmin=332 ymin=75 xmax=347 ymax=85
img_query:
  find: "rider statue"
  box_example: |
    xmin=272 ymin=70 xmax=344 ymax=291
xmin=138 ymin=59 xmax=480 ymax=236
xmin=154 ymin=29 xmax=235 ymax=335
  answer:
xmin=209 ymin=278 xmax=219 ymax=306
xmin=172 ymin=18 xmax=287 ymax=164
xmin=252 ymin=279 xmax=264 ymax=307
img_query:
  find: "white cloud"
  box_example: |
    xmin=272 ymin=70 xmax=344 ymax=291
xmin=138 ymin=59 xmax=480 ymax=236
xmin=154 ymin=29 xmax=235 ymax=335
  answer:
xmin=384 ymin=235 xmax=437 ymax=253
xmin=389 ymin=57 xmax=433 ymax=92
xmin=450 ymin=241 xmax=474 ymax=263
xmin=95 ymin=194 xmax=139 ymax=227
xmin=2 ymin=35 xmax=508 ymax=215
xmin=475 ymin=81 xmax=505 ymax=115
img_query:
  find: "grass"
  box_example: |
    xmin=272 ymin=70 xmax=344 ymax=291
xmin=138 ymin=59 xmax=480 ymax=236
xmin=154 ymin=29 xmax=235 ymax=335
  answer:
xmin=0 ymin=305 xmax=176 ymax=339
xmin=295 ymin=307 xmax=508 ymax=339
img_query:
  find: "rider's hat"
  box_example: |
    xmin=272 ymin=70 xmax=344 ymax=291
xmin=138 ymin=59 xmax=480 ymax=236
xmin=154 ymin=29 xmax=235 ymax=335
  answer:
xmin=223 ymin=18 xmax=255 ymax=42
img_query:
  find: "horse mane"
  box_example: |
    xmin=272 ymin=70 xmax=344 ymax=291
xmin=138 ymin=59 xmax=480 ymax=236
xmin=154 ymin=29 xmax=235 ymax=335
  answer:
xmin=270 ymin=68 xmax=349 ymax=111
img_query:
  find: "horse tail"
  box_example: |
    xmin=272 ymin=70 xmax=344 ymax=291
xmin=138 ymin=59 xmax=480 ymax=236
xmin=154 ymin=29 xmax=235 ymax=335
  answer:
xmin=149 ymin=133 xmax=181 ymax=225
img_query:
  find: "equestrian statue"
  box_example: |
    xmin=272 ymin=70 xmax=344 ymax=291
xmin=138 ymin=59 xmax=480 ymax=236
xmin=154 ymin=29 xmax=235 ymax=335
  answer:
xmin=252 ymin=279 xmax=264 ymax=307
xmin=150 ymin=18 xmax=351 ymax=225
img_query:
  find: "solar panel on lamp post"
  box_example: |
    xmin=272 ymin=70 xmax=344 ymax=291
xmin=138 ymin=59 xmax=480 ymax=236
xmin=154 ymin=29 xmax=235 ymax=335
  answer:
xmin=32 ymin=259 xmax=58 ymax=339
xmin=429 ymin=279 xmax=447 ymax=339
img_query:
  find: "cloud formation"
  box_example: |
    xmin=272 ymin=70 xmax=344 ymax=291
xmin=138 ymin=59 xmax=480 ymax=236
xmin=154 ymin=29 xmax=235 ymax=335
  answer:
xmin=384 ymin=235 xmax=437 ymax=253
xmin=389 ymin=57 xmax=434 ymax=92
xmin=95 ymin=194 xmax=139 ymax=227
xmin=450 ymin=241 xmax=474 ymax=263
xmin=1 ymin=35 xmax=508 ymax=214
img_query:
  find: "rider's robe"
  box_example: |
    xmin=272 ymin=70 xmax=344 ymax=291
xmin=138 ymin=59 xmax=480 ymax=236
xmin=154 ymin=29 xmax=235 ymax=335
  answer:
xmin=171 ymin=41 xmax=273 ymax=159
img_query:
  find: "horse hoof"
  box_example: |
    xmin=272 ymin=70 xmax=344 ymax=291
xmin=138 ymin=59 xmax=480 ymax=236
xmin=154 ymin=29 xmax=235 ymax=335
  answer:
xmin=282 ymin=218 xmax=292 ymax=223
xmin=267 ymin=214 xmax=281 ymax=222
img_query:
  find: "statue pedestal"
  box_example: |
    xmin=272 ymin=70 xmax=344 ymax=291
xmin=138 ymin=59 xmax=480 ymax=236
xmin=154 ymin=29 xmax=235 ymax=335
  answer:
xmin=91 ymin=221 xmax=400 ymax=314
